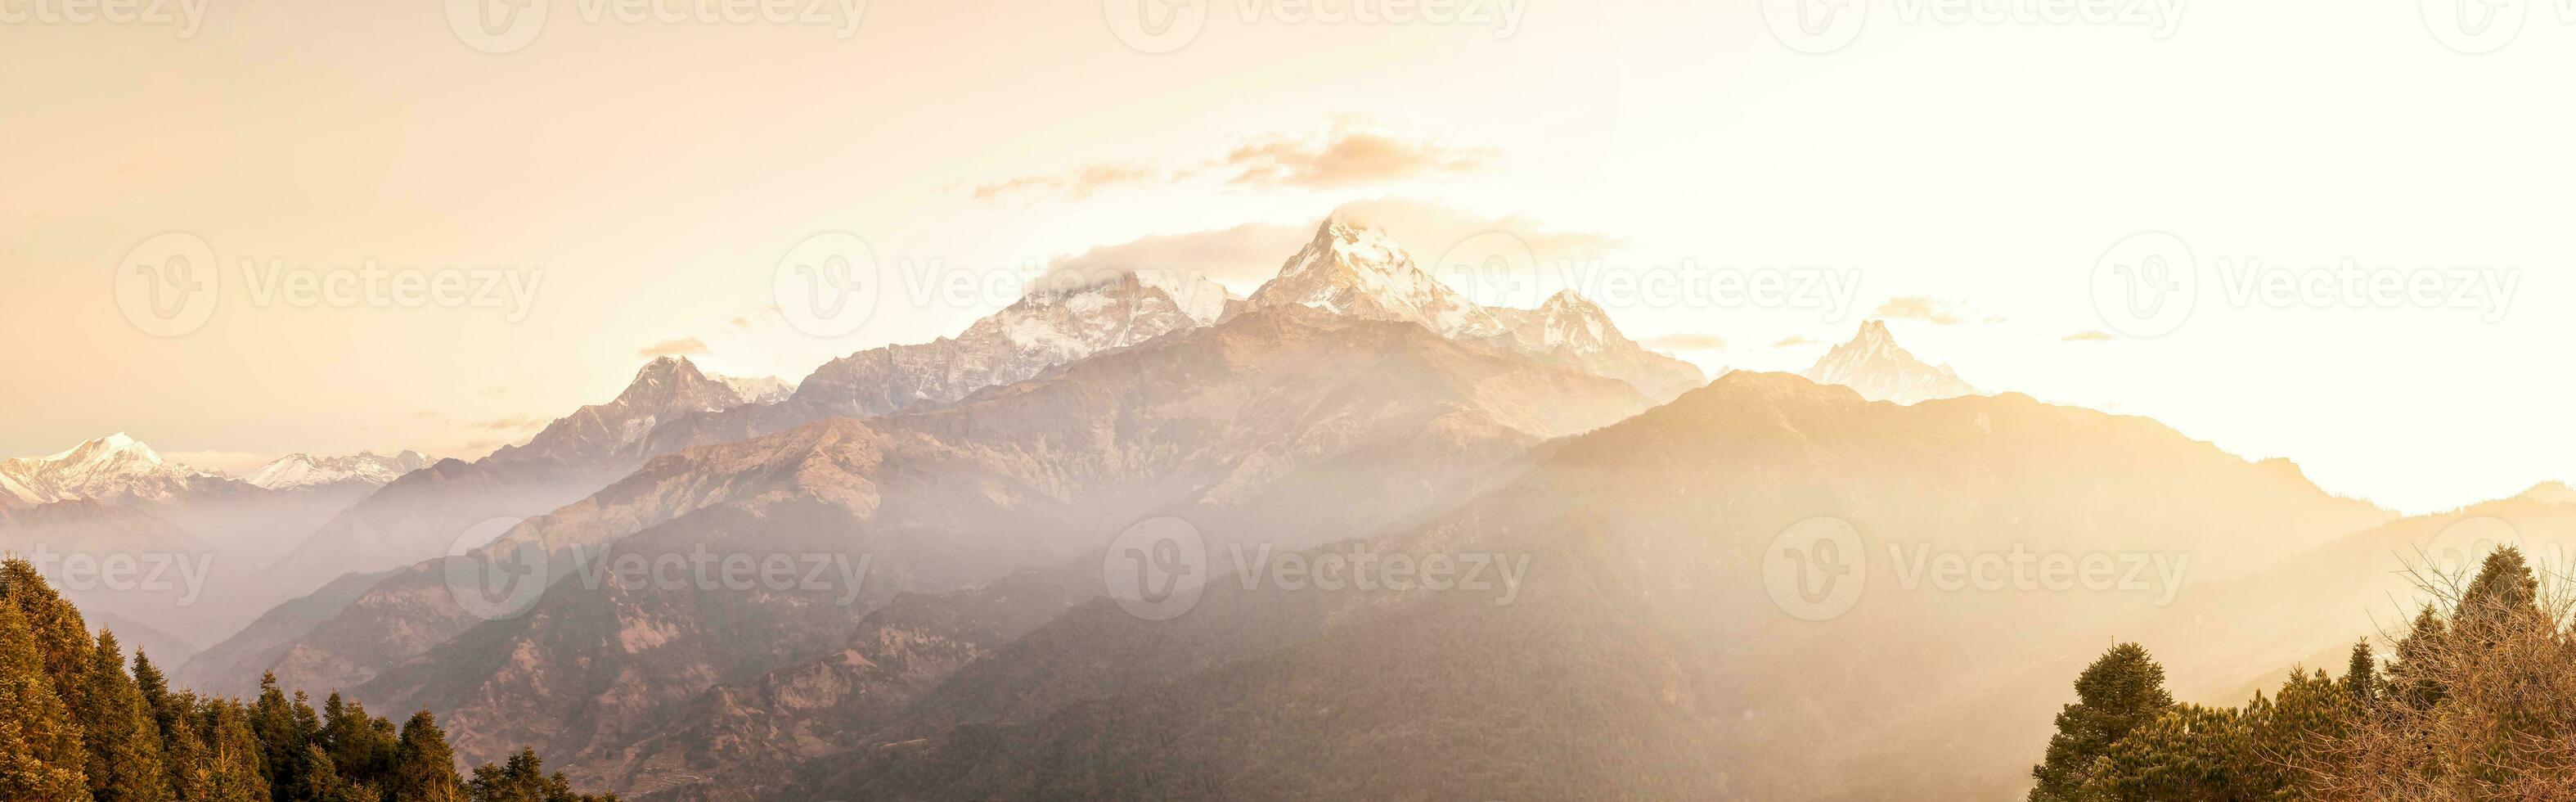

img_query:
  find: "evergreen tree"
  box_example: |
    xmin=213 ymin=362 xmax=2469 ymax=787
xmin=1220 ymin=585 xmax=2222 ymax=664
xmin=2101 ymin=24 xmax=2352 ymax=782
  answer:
xmin=390 ymin=710 xmax=465 ymax=802
xmin=2457 ymin=546 xmax=2541 ymax=638
xmin=0 ymin=597 xmax=93 ymax=801
xmin=250 ymin=674 xmax=330 ymax=800
xmin=80 ymin=630 xmax=171 ymax=802
xmin=2079 ymin=703 xmax=2252 ymax=801
xmin=2343 ymin=638 xmax=2376 ymax=706
xmin=135 ymin=652 xmax=211 ymax=800
xmin=2387 ymin=604 xmax=2450 ymax=709
xmin=465 ymin=748 xmax=618 ymax=802
xmin=2 ymin=556 xmax=98 ymax=711
xmin=320 ymin=692 xmax=400 ymax=790
xmin=200 ymin=700 xmax=271 ymax=802
xmin=2029 ymin=642 xmax=2174 ymax=801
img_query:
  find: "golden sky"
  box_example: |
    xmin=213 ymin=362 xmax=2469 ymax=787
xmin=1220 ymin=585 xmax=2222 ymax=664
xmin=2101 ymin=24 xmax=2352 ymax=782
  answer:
xmin=2 ymin=0 xmax=2571 ymax=513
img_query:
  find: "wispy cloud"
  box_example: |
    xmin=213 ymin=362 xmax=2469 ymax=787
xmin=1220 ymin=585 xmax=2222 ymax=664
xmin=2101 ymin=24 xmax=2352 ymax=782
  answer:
xmin=971 ymin=163 xmax=1161 ymax=201
xmin=473 ymin=415 xmax=546 ymax=432
xmin=1219 ymin=130 xmax=1494 ymax=189
xmin=638 ymin=337 xmax=710 ymax=358
xmin=1870 ymin=295 xmax=2003 ymax=327
xmin=1643 ymin=333 xmax=1727 ymax=351
xmin=727 ymin=304 xmax=784 ymax=330
xmin=2063 ymin=330 xmax=2115 ymax=342
xmin=1771 ymin=336 xmax=1822 ymax=348
xmin=969 ymin=124 xmax=1498 ymax=203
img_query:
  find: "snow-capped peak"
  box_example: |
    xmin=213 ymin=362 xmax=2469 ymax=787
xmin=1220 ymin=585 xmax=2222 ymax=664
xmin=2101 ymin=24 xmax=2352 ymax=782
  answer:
xmin=1248 ymin=217 xmax=1508 ymax=340
xmin=1519 ymin=291 xmax=1614 ymax=351
xmin=242 ymin=449 xmax=432 ymax=491
xmin=1 ymin=433 xmax=223 ymax=505
xmin=42 ymin=431 xmax=165 ymax=470
xmin=1801 ymin=319 xmax=1977 ymax=405
xmin=711 ymin=374 xmax=794 ymax=406
xmin=609 ymin=357 xmax=773 ymax=417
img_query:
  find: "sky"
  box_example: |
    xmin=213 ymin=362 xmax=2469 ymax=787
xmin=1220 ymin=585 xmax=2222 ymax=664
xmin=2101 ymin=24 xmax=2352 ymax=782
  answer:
xmin=2 ymin=0 xmax=2571 ymax=514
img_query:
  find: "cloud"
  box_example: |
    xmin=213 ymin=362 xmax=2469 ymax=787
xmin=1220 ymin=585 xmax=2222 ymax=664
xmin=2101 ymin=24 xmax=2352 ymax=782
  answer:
xmin=727 ymin=304 xmax=784 ymax=330
xmin=1642 ymin=333 xmax=1727 ymax=351
xmin=1771 ymin=336 xmax=1822 ymax=348
xmin=2063 ymin=330 xmax=2115 ymax=341
xmin=971 ymin=163 xmax=1161 ymax=202
xmin=473 ymin=415 xmax=547 ymax=432
xmin=1869 ymin=296 xmax=2004 ymax=327
xmin=638 ymin=337 xmax=710 ymax=358
xmin=1219 ymin=130 xmax=1495 ymax=190
xmin=1036 ymin=221 xmax=1308 ymax=292
xmin=1024 ymin=199 xmax=1625 ymax=300
xmin=969 ymin=124 xmax=1498 ymax=203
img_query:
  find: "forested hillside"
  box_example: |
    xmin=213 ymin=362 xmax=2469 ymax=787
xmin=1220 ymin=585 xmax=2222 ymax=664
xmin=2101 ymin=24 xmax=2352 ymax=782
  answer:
xmin=0 ymin=556 xmax=614 ymax=802
xmin=2029 ymin=547 xmax=2576 ymax=800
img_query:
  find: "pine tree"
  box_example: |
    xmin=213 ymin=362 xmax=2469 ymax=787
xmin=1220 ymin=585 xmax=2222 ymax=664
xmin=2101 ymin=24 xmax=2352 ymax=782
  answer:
xmin=465 ymin=747 xmax=617 ymax=802
xmin=80 ymin=630 xmax=171 ymax=802
xmin=2457 ymin=546 xmax=2541 ymax=639
xmin=135 ymin=652 xmax=211 ymax=800
xmin=200 ymin=699 xmax=271 ymax=802
xmin=2 ymin=556 xmax=98 ymax=710
xmin=2030 ymin=642 xmax=2175 ymax=801
xmin=2343 ymin=638 xmax=2376 ymax=706
xmin=0 ymin=597 xmax=93 ymax=801
xmin=320 ymin=692 xmax=400 ymax=791
xmin=250 ymin=673 xmax=328 ymax=800
xmin=390 ymin=710 xmax=465 ymax=802
xmin=2388 ymin=604 xmax=2451 ymax=708
xmin=2079 ymin=702 xmax=2251 ymax=801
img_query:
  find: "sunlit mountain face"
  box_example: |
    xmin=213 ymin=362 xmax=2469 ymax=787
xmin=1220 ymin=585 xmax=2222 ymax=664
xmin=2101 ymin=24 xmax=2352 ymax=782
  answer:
xmin=7 ymin=5 xmax=2570 ymax=801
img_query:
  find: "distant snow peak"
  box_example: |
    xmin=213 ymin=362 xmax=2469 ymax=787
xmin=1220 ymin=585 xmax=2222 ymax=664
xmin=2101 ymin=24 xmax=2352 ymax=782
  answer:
xmin=612 ymin=356 xmax=754 ymax=415
xmin=711 ymin=374 xmax=794 ymax=406
xmin=1801 ymin=319 xmax=1977 ymax=404
xmin=243 ymin=449 xmax=432 ymax=491
xmin=976 ymin=270 xmax=1235 ymax=361
xmin=1 ymin=433 xmax=223 ymax=505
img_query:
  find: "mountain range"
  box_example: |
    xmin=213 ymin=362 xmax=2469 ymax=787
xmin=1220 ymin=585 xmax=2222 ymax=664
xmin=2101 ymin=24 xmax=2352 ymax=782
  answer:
xmin=17 ymin=210 xmax=2481 ymax=800
xmin=243 ymin=449 xmax=434 ymax=492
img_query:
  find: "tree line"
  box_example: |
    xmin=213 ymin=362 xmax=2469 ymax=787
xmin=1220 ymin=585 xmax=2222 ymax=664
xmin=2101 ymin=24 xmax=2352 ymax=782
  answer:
xmin=1 ymin=556 xmax=617 ymax=802
xmin=2030 ymin=547 xmax=2576 ymax=800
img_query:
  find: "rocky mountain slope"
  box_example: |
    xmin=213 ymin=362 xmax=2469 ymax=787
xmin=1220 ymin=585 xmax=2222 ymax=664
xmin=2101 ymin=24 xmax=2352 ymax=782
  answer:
xmin=303 ymin=306 xmax=1650 ymax=781
xmin=765 ymin=372 xmax=2389 ymax=802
